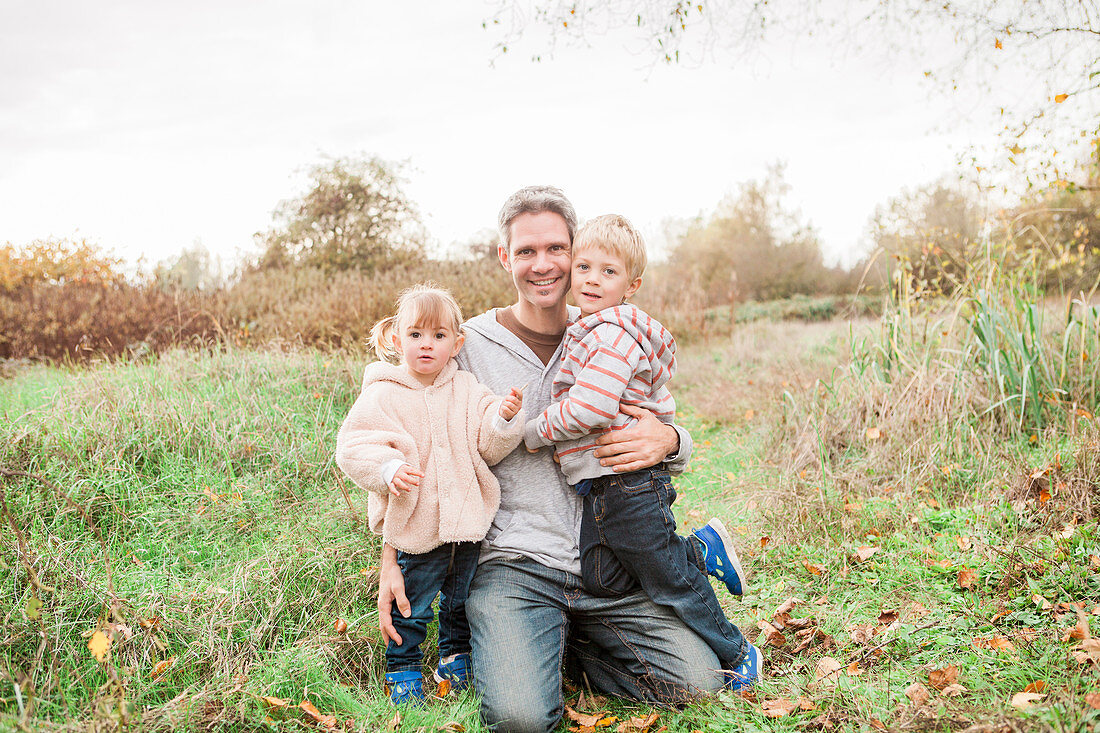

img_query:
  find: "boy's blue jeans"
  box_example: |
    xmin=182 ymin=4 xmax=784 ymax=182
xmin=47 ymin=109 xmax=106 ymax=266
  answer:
xmin=579 ymin=466 xmax=747 ymax=669
xmin=386 ymin=541 xmax=480 ymax=673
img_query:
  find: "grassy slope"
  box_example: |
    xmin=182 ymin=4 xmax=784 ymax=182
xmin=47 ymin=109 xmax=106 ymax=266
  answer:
xmin=1 ymin=321 xmax=1098 ymax=731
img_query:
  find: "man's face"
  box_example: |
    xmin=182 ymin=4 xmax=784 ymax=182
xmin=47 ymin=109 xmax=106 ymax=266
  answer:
xmin=498 ymin=211 xmax=572 ymax=312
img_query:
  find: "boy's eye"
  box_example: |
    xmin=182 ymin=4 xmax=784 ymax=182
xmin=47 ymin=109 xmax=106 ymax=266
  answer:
xmin=576 ymin=263 xmax=588 ymax=271
xmin=604 ymin=268 xmax=616 ymax=276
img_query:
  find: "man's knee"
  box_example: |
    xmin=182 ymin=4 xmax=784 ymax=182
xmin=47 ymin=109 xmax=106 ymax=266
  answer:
xmin=479 ymin=692 xmax=560 ymax=733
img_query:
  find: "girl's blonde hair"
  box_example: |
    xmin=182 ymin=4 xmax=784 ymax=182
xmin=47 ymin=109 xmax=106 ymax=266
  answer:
xmin=368 ymin=283 xmax=464 ymax=363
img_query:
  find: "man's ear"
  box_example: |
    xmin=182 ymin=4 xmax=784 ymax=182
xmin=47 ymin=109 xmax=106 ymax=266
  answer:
xmin=497 ymin=243 xmax=512 ymax=272
xmin=624 ymin=276 xmax=643 ymax=300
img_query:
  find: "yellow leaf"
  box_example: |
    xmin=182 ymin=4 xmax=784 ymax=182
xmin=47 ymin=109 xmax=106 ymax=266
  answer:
xmin=1054 ymin=93 xmax=1068 ymax=103
xmin=25 ymin=596 xmax=42 ymax=621
xmin=151 ymin=657 xmax=175 ymax=679
xmin=744 ymin=409 xmax=755 ymax=420
xmin=88 ymin=630 xmax=110 ymax=662
xmin=865 ymin=426 xmax=881 ymax=441
xmin=995 ymin=38 xmax=1003 ymax=49
xmin=1010 ymin=691 xmax=1045 ymax=709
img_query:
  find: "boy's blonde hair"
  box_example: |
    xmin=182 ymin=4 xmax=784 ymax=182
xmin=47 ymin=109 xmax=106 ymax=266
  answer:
xmin=369 ymin=283 xmax=464 ymax=363
xmin=572 ymin=214 xmax=647 ymax=281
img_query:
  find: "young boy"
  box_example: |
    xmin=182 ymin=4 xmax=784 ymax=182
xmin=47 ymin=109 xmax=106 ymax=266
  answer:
xmin=523 ymin=214 xmax=761 ymax=688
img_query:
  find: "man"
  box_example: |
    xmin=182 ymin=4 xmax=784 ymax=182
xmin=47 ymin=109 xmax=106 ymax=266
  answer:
xmin=378 ymin=186 xmax=724 ymax=732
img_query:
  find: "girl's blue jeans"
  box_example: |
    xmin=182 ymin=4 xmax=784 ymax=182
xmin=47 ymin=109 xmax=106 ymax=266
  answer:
xmin=386 ymin=541 xmax=480 ymax=673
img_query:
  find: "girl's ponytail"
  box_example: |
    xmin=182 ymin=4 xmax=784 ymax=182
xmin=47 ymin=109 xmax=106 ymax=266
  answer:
xmin=368 ymin=315 xmax=400 ymax=363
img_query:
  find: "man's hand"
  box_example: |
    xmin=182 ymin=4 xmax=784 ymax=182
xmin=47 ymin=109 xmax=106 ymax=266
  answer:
xmin=378 ymin=543 xmax=410 ymax=646
xmin=592 ymin=405 xmax=679 ymax=473
xmin=499 ymin=386 xmax=524 ymax=420
xmin=388 ymin=465 xmax=423 ymax=497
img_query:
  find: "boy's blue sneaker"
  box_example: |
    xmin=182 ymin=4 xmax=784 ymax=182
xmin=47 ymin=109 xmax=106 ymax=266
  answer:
xmin=690 ymin=518 xmax=746 ymax=596
xmin=433 ymin=653 xmax=471 ymax=693
xmin=384 ymin=670 xmax=425 ymax=705
xmin=724 ymin=643 xmax=762 ymax=691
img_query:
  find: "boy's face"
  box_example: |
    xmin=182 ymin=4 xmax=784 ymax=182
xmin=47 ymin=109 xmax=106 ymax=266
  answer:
xmin=570 ymin=247 xmax=642 ymax=316
xmin=498 ymin=211 xmax=573 ymax=313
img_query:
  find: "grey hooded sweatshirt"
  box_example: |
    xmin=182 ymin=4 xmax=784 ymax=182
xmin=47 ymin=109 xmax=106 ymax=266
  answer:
xmin=457 ymin=307 xmax=693 ymax=575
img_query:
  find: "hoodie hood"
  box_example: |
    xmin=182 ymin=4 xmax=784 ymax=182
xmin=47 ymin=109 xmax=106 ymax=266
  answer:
xmin=567 ymin=304 xmax=676 ymax=391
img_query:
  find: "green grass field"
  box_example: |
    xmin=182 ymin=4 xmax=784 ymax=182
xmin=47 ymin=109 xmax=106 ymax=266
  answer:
xmin=2 ymin=311 xmax=1099 ymax=731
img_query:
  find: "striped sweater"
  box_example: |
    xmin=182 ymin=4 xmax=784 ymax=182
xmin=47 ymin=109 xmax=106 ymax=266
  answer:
xmin=523 ymin=304 xmax=677 ymax=484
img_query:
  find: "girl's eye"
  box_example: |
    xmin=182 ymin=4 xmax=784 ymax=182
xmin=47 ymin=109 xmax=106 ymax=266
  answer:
xmin=409 ymin=331 xmax=420 ymax=338
xmin=435 ymin=332 xmax=446 ymax=339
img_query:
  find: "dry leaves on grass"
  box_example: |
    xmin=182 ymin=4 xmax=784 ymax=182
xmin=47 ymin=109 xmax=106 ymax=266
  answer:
xmin=615 ymin=712 xmax=659 ymax=732
xmin=928 ymin=665 xmax=958 ymax=690
xmin=1010 ymin=692 xmax=1046 ymax=709
xmin=1086 ymin=692 xmax=1100 ymax=709
xmin=815 ymin=657 xmax=844 ymax=686
xmin=957 ymin=567 xmax=979 ymax=590
xmin=298 ymin=700 xmax=338 ymax=732
xmin=905 ymin=682 xmax=931 ymax=706
xmin=761 ymin=698 xmax=797 ymax=718
xmin=757 ymin=597 xmax=835 ymax=654
xmin=853 ymin=546 xmax=879 ymax=564
xmin=564 ymin=706 xmax=617 ymax=732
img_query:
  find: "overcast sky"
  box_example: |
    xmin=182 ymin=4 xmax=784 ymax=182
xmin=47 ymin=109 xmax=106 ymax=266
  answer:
xmin=1 ymin=0 xmax=1001 ymax=270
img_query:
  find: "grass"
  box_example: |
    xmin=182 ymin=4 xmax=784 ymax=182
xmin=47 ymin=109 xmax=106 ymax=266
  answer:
xmin=2 ymin=298 xmax=1099 ymax=730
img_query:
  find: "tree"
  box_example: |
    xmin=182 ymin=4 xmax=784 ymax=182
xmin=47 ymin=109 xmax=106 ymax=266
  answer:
xmin=256 ymin=155 xmax=424 ymax=273
xmin=154 ymin=241 xmax=224 ymax=291
xmin=486 ymin=1 xmax=1099 ymax=175
xmin=666 ymin=164 xmax=838 ymax=304
xmin=867 ymin=181 xmax=986 ymax=296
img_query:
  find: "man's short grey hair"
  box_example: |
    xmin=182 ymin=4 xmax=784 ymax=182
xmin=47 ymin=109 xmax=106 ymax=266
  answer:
xmin=497 ymin=185 xmax=578 ymax=251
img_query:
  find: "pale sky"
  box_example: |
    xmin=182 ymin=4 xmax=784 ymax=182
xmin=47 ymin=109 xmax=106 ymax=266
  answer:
xmin=1 ymin=0 xmax=1002 ymax=270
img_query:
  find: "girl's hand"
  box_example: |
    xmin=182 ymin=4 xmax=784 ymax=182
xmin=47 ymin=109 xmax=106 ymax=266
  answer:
xmin=388 ymin=465 xmax=423 ymax=496
xmin=499 ymin=386 xmax=524 ymax=420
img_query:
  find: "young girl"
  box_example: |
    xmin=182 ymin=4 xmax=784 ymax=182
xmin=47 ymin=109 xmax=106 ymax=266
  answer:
xmin=335 ymin=283 xmax=524 ymax=704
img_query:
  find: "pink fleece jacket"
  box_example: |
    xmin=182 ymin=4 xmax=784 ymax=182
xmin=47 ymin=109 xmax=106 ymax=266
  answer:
xmin=335 ymin=358 xmax=523 ymax=554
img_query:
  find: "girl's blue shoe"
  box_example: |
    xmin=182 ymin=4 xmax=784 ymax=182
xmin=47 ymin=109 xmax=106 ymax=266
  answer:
xmin=725 ymin=643 xmax=762 ymax=691
xmin=433 ymin=652 xmax=471 ymax=692
xmin=385 ymin=670 xmax=425 ymax=705
xmin=690 ymin=518 xmax=746 ymax=596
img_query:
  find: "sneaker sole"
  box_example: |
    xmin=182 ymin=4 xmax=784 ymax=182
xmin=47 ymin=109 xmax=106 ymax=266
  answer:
xmin=707 ymin=518 xmax=746 ymax=595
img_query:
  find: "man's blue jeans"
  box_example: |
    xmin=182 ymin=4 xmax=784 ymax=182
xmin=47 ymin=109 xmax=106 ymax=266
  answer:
xmin=386 ymin=541 xmax=480 ymax=672
xmin=579 ymin=466 xmax=747 ymax=669
xmin=467 ymin=555 xmax=725 ymax=733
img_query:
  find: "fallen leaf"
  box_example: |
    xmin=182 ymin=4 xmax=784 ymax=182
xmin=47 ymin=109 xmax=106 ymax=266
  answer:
xmin=848 ymin=623 xmax=876 ymax=645
xmin=299 ymin=700 xmax=338 ymax=731
xmin=151 ymin=657 xmax=175 ymax=679
xmin=1032 ymin=594 xmax=1053 ymax=611
xmin=957 ymin=567 xmax=978 ymax=589
xmin=261 ymin=696 xmax=290 ymax=709
xmin=1063 ymin=612 xmax=1091 ymax=642
xmin=803 ymin=561 xmax=824 ymax=576
xmin=139 ymin=617 xmax=161 ymax=629
xmin=928 ymin=665 xmax=958 ymax=690
xmin=565 ymin=707 xmax=609 ymax=727
xmin=846 ymin=661 xmax=864 ymax=676
xmin=441 ymin=723 xmax=466 ymax=733
xmin=333 ymin=618 xmax=348 ymax=634
xmin=942 ymin=683 xmax=967 ymax=697
xmin=866 ymin=426 xmax=881 ymax=441
xmin=815 ymin=656 xmax=843 ymax=683
xmin=870 ymin=720 xmax=887 ymax=731
xmin=1010 ymin=692 xmax=1046 ymax=709
xmin=761 ymin=698 xmax=797 ymax=717
xmin=615 ymin=712 xmax=659 ymax=732
xmin=854 ymin=546 xmax=879 ymax=563
xmin=1060 ymin=523 xmax=1077 ymax=540
xmin=956 ymin=536 xmax=972 ymax=551
xmin=1023 ymin=680 xmax=1046 ymax=694
xmin=88 ymin=630 xmax=110 ymax=662
xmin=437 ymin=678 xmax=452 ymax=696
xmin=384 ymin=711 xmax=401 ymax=731
xmin=908 ymin=602 xmax=931 ymax=618
xmin=1055 ymin=93 xmax=1068 ymax=103
xmin=995 ymin=38 xmax=1003 ymax=49
xmin=25 ymin=596 xmax=42 ymax=621
xmin=973 ymin=635 xmax=1016 ymax=652
xmin=905 ymin=682 xmax=930 ymax=706
xmin=756 ymin=620 xmax=787 ymax=648
xmin=1086 ymin=692 xmax=1100 ymax=709
xmin=775 ymin=597 xmax=799 ymax=615
xmin=760 ymin=536 xmax=770 ymax=548
xmin=877 ymin=609 xmax=899 ymax=625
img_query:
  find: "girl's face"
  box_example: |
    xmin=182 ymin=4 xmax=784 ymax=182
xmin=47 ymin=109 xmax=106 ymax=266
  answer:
xmin=393 ymin=319 xmax=464 ymax=386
